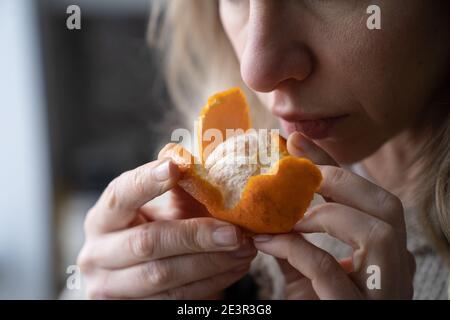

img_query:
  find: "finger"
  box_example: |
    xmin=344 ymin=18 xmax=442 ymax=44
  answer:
xmin=287 ymin=132 xmax=338 ymax=166
xmin=99 ymin=249 xmax=256 ymax=298
xmin=276 ymin=258 xmax=319 ymax=300
xmin=295 ymin=204 xmax=412 ymax=299
xmin=169 ymin=186 xmax=211 ymax=218
xmin=137 ymin=186 xmax=209 ymax=222
xmin=157 ymin=142 xmax=195 ymax=172
xmin=253 ymin=234 xmax=362 ymax=299
xmin=276 ymin=258 xmax=304 ymax=283
xmin=86 ymin=159 xmax=180 ymax=234
xmin=317 ymin=165 xmax=405 ymax=229
xmin=294 ymin=202 xmax=393 ymax=272
xmin=149 ymin=266 xmax=250 ymax=300
xmin=285 ymin=277 xmax=318 ymax=300
xmin=339 ymin=257 xmax=354 ymax=274
xmin=78 ymin=218 xmax=246 ymax=269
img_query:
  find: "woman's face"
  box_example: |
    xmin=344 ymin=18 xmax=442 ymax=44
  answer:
xmin=219 ymin=0 xmax=450 ymax=164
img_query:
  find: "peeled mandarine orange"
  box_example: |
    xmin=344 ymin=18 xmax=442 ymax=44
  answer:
xmin=159 ymin=87 xmax=322 ymax=234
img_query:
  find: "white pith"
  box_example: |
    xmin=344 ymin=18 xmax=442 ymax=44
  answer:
xmin=201 ymin=132 xmax=281 ymax=209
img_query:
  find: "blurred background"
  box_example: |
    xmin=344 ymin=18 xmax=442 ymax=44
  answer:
xmin=0 ymin=0 xmax=173 ymax=299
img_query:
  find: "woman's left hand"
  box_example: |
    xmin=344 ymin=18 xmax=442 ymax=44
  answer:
xmin=253 ymin=132 xmax=416 ymax=299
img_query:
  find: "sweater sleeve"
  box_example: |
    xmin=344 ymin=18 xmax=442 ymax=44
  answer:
xmin=247 ymin=251 xmax=285 ymax=299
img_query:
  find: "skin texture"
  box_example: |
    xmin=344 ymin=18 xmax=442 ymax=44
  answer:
xmin=218 ymin=0 xmax=449 ymax=299
xmin=78 ymin=159 xmax=256 ymax=299
xmin=220 ymin=0 xmax=450 ymax=164
xmin=78 ymin=0 xmax=449 ymax=299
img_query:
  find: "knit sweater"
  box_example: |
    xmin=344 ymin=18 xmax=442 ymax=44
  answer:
xmin=247 ymin=164 xmax=450 ymax=300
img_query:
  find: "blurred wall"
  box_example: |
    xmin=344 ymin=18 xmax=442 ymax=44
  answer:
xmin=38 ymin=0 xmax=173 ymax=296
xmin=0 ymin=0 xmax=173 ymax=299
xmin=0 ymin=0 xmax=54 ymax=299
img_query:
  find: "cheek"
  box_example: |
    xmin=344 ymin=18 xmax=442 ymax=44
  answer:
xmin=220 ymin=1 xmax=449 ymax=164
xmin=330 ymin=2 xmax=448 ymax=136
xmin=219 ymin=3 xmax=248 ymax=61
xmin=314 ymin=5 xmax=450 ymax=163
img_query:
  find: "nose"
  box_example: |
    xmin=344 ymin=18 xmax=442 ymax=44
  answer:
xmin=240 ymin=1 xmax=313 ymax=93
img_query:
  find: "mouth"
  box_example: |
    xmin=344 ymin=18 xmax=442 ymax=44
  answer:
xmin=280 ymin=114 xmax=349 ymax=140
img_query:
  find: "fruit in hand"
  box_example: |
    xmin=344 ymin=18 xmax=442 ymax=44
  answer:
xmin=160 ymin=88 xmax=322 ymax=234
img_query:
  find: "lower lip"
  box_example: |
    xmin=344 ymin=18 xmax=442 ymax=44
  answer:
xmin=281 ymin=115 xmax=348 ymax=140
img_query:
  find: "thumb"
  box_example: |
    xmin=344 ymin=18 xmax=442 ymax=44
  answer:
xmin=287 ymin=132 xmax=339 ymax=166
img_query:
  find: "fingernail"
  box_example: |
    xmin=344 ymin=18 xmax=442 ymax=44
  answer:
xmin=154 ymin=160 xmax=171 ymax=181
xmin=291 ymin=132 xmax=307 ymax=150
xmin=252 ymin=235 xmax=273 ymax=243
xmin=212 ymin=226 xmax=239 ymax=247
xmin=230 ymin=245 xmax=256 ymax=258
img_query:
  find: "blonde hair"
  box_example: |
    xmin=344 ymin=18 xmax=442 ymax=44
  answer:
xmin=148 ymin=1 xmax=450 ymax=256
xmin=414 ymin=102 xmax=450 ymax=262
xmin=148 ymin=0 xmax=275 ymax=131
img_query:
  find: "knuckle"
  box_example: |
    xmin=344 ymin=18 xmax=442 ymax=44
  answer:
xmin=180 ymin=219 xmax=204 ymax=252
xmin=86 ymin=274 xmax=109 ymax=300
xmin=316 ymin=252 xmax=338 ymax=276
xmin=129 ymin=225 xmax=157 ymax=260
xmin=104 ymin=178 xmax=120 ymax=211
xmin=377 ymin=191 xmax=403 ymax=215
xmin=324 ymin=166 xmax=347 ymax=186
xmin=140 ymin=261 xmax=171 ymax=287
xmin=76 ymin=246 xmax=94 ymax=273
xmin=131 ymin=167 xmax=149 ymax=197
xmin=368 ymin=219 xmax=396 ymax=246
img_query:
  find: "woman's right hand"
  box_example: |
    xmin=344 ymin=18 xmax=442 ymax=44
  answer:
xmin=77 ymin=152 xmax=256 ymax=299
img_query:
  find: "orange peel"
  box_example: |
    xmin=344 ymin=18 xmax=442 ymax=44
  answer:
xmin=159 ymin=87 xmax=322 ymax=234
